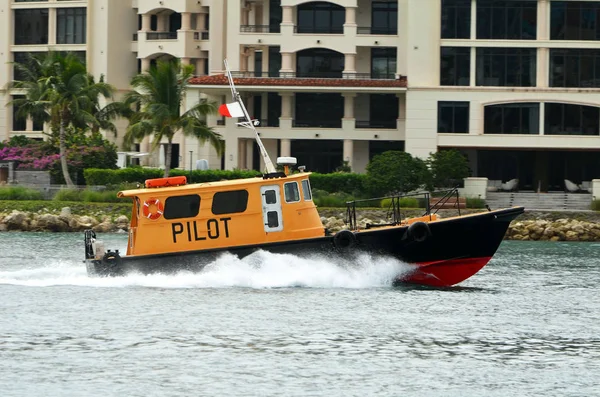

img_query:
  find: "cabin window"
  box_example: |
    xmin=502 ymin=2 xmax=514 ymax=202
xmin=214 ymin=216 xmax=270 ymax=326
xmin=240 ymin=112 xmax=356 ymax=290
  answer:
xmin=301 ymin=179 xmax=312 ymax=201
xmin=284 ymin=182 xmax=300 ymax=203
xmin=164 ymin=194 xmax=201 ymax=219
xmin=267 ymin=211 xmax=279 ymax=228
xmin=212 ymin=190 xmax=249 ymax=215
xmin=264 ymin=189 xmax=277 ymax=204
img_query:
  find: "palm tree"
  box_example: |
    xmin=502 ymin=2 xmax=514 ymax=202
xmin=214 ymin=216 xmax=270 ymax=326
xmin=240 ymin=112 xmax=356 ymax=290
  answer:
xmin=122 ymin=59 xmax=223 ymax=177
xmin=9 ymin=52 xmax=115 ymax=187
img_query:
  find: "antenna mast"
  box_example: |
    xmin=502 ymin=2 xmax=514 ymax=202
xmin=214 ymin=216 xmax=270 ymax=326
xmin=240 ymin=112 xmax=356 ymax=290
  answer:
xmin=223 ymin=59 xmax=276 ymax=174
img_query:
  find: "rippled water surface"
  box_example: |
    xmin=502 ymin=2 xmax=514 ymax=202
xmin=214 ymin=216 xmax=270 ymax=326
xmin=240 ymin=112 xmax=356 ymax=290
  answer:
xmin=1 ymin=233 xmax=599 ymax=397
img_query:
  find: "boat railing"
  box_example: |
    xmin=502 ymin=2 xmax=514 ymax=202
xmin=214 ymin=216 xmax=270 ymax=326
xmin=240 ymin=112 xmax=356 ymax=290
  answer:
xmin=344 ymin=187 xmax=461 ymax=230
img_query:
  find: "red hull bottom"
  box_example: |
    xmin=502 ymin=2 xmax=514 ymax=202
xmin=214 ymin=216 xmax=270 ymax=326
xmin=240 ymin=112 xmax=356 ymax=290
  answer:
xmin=398 ymin=257 xmax=493 ymax=287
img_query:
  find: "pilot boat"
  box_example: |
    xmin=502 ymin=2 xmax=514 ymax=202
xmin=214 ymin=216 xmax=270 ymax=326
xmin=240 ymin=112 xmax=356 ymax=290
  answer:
xmin=83 ymin=62 xmax=524 ymax=287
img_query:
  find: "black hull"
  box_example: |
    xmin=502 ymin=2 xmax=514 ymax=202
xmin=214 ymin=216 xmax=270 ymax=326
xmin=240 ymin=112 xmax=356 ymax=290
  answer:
xmin=87 ymin=207 xmax=524 ymax=285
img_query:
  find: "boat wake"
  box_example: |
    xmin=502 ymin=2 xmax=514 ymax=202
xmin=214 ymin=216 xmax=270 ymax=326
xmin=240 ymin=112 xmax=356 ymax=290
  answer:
xmin=0 ymin=251 xmax=414 ymax=289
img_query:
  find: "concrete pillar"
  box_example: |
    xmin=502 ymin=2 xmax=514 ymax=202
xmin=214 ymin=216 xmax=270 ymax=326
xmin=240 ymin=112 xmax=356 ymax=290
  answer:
xmin=181 ymin=12 xmax=192 ymax=30
xmin=141 ymin=58 xmax=151 ymax=72
xmin=343 ymin=139 xmax=354 ymax=171
xmin=345 ymin=7 xmax=356 ymax=25
xmin=281 ymin=52 xmax=293 ymax=73
xmin=282 ymin=6 xmax=293 ymax=23
xmin=8 ymin=162 xmax=15 ymax=184
xmin=197 ymin=13 xmax=207 ymax=31
xmin=196 ymin=58 xmax=207 ymax=75
xmin=280 ymin=139 xmax=291 ymax=157
xmin=280 ymin=93 xmax=293 ymax=118
xmin=343 ymin=93 xmax=356 ymax=119
xmin=344 ymin=53 xmax=356 ymax=74
xmin=157 ymin=14 xmax=167 ymax=32
xmin=48 ymin=8 xmax=57 ymax=44
xmin=397 ymin=94 xmax=406 ymax=120
xmin=225 ymin=136 xmax=239 ymax=170
xmin=26 ymin=117 xmax=33 ymax=132
xmin=142 ymin=13 xmax=152 ymax=31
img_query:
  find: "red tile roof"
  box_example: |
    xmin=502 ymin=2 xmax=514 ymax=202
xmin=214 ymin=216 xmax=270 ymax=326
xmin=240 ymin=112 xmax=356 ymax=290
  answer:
xmin=188 ymin=74 xmax=408 ymax=88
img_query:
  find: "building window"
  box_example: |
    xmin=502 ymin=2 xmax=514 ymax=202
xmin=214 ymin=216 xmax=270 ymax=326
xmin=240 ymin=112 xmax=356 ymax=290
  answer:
xmin=284 ymin=182 xmax=301 ymax=203
xmin=291 ymin=140 xmax=343 ymax=174
xmin=484 ymin=103 xmax=540 ymax=134
xmin=12 ymin=97 xmax=27 ymax=132
xmin=301 ymin=179 xmax=312 ymax=201
xmin=438 ymin=102 xmax=470 ymax=133
xmin=212 ymin=190 xmax=249 ymax=215
xmin=372 ymin=1 xmax=398 ymax=34
xmin=164 ymin=195 xmax=200 ymax=219
xmin=57 ymin=8 xmax=87 ymax=44
xmin=371 ymin=48 xmax=396 ymax=79
xmin=14 ymin=9 xmax=49 ymax=45
xmin=269 ymin=0 xmax=282 ymax=33
xmin=296 ymin=48 xmax=344 ymax=78
xmin=440 ymin=47 xmax=470 ymax=86
xmin=441 ymin=0 xmax=471 ymax=39
xmin=368 ymin=94 xmax=398 ymax=128
xmin=550 ymin=49 xmax=600 ymax=88
xmin=297 ymin=2 xmax=344 ymax=34
xmin=545 ymin=103 xmax=600 ymax=136
xmin=477 ymin=0 xmax=537 ymax=39
xmin=551 ymin=1 xmax=600 ymax=40
xmin=295 ymin=93 xmax=343 ymax=128
xmin=476 ymin=48 xmax=536 ymax=87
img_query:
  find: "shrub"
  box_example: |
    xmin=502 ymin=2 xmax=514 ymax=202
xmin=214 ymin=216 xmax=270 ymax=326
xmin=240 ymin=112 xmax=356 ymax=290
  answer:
xmin=466 ymin=198 xmax=486 ymax=209
xmin=306 ymin=173 xmax=366 ymax=195
xmin=380 ymin=197 xmax=420 ymax=209
xmin=428 ymin=149 xmax=471 ymax=189
xmin=592 ymin=200 xmax=600 ymax=211
xmin=53 ymin=189 xmax=83 ymax=202
xmin=365 ymin=151 xmax=431 ymax=196
xmin=84 ymin=168 xmax=263 ymax=186
xmin=0 ymin=186 xmax=44 ymax=201
xmin=81 ymin=190 xmax=124 ymax=203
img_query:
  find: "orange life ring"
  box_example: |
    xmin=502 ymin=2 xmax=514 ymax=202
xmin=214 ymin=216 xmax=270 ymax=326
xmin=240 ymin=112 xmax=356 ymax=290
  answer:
xmin=142 ymin=197 xmax=164 ymax=220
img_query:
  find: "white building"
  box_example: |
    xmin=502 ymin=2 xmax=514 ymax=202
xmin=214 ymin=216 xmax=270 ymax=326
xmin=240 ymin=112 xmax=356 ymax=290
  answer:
xmin=2 ymin=0 xmax=600 ymax=191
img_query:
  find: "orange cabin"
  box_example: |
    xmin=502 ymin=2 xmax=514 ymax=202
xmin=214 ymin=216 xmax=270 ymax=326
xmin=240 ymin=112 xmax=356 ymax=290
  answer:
xmin=117 ymin=173 xmax=325 ymax=257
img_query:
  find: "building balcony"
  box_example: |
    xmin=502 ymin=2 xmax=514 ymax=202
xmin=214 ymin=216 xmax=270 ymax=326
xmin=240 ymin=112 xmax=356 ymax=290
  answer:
xmin=357 ymin=26 xmax=398 ymax=35
xmin=294 ymin=26 xmax=344 ymax=34
xmin=292 ymin=119 xmax=342 ymax=128
xmin=240 ymin=25 xmax=280 ymax=33
xmin=193 ymin=31 xmax=209 ymax=40
xmin=147 ymin=32 xmax=178 ymax=40
xmin=355 ymin=120 xmax=397 ymax=129
xmin=228 ymin=71 xmax=399 ymax=80
xmin=136 ymin=30 xmax=205 ymax=58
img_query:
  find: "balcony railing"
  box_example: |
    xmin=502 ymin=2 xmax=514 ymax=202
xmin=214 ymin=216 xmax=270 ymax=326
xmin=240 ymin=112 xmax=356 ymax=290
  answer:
xmin=146 ymin=32 xmax=177 ymax=40
xmin=357 ymin=26 xmax=398 ymax=35
xmin=236 ymin=118 xmax=280 ymax=127
xmin=228 ymin=71 xmax=398 ymax=80
xmin=293 ymin=119 xmax=342 ymax=128
xmin=194 ymin=31 xmax=210 ymax=40
xmin=294 ymin=26 xmax=344 ymax=34
xmin=355 ymin=120 xmax=397 ymax=129
xmin=240 ymin=25 xmax=281 ymax=33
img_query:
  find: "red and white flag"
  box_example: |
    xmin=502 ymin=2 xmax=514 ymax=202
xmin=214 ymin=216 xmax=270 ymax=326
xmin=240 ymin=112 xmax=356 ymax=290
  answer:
xmin=219 ymin=102 xmax=244 ymax=118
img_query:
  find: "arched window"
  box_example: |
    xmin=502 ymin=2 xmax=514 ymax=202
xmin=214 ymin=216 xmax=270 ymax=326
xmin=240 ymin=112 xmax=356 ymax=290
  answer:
xmin=484 ymin=103 xmax=540 ymax=134
xmin=296 ymin=48 xmax=344 ymax=78
xmin=297 ymin=2 xmax=345 ymax=34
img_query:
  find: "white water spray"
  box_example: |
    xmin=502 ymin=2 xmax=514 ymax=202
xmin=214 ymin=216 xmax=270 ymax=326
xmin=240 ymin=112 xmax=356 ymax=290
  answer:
xmin=0 ymin=251 xmax=415 ymax=289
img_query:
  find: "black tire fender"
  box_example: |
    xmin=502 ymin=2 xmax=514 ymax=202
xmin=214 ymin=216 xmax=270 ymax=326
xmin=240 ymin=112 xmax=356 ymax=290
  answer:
xmin=101 ymin=250 xmax=122 ymax=276
xmin=407 ymin=221 xmax=431 ymax=242
xmin=333 ymin=230 xmax=357 ymax=250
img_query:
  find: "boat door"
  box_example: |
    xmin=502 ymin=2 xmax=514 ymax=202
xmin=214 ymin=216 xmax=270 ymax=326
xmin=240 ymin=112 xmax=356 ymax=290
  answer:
xmin=260 ymin=185 xmax=283 ymax=232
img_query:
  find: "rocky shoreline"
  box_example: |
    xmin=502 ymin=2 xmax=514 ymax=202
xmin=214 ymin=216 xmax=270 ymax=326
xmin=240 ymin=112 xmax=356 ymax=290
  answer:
xmin=1 ymin=207 xmax=600 ymax=241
